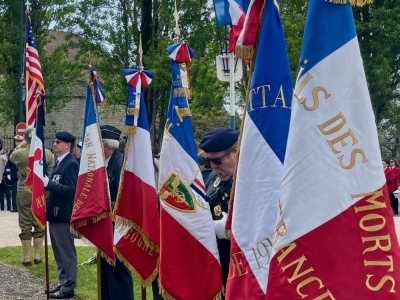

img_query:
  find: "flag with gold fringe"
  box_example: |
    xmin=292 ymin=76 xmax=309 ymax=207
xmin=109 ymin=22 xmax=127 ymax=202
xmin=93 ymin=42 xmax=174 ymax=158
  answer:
xmin=113 ymin=67 xmax=160 ymax=285
xmin=158 ymin=41 xmax=224 ymax=300
xmin=26 ymin=96 xmax=47 ymax=229
xmin=267 ymin=0 xmax=400 ymax=298
xmin=235 ymin=0 xmax=264 ymax=59
xmin=70 ymin=85 xmax=115 ymax=265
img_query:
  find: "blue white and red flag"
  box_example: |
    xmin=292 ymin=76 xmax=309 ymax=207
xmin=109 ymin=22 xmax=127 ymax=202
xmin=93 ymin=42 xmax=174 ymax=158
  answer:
xmin=90 ymin=67 xmax=106 ymax=105
xmin=267 ymin=0 xmax=400 ymax=298
xmin=26 ymin=97 xmax=47 ymax=229
xmin=158 ymin=42 xmax=223 ymax=299
xmin=225 ymin=0 xmax=292 ymax=297
xmin=113 ymin=68 xmax=160 ymax=285
xmin=70 ymin=85 xmax=115 ymax=264
xmin=213 ymin=0 xmax=245 ymax=52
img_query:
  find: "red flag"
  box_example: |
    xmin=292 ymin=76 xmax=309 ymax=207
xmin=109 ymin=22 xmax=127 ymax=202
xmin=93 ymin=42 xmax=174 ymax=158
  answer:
xmin=25 ymin=13 xmax=44 ymax=127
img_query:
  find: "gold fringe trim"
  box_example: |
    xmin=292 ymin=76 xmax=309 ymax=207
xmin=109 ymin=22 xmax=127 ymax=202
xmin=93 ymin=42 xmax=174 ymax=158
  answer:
xmin=25 ymin=184 xmax=32 ymax=194
xmin=114 ymin=216 xmax=160 ymax=253
xmin=70 ymin=212 xmax=108 ymax=229
xmin=32 ymin=211 xmax=45 ymax=230
xmin=70 ymin=227 xmax=116 ymax=266
xmin=174 ymin=106 xmax=192 ymax=122
xmin=173 ymin=87 xmax=191 ymax=99
xmin=159 ymin=283 xmax=224 ymax=300
xmin=236 ymin=45 xmax=255 ymax=60
xmin=127 ymin=107 xmax=139 ymax=116
xmin=125 ymin=126 xmax=137 ymax=134
xmin=114 ymin=247 xmax=159 ymax=286
xmin=330 ymin=0 xmax=372 ymax=6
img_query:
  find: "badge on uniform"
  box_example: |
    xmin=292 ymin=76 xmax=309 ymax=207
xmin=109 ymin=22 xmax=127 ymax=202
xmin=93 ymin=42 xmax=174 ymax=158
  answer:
xmin=213 ymin=178 xmax=221 ymax=188
xmin=52 ymin=174 xmax=62 ymax=183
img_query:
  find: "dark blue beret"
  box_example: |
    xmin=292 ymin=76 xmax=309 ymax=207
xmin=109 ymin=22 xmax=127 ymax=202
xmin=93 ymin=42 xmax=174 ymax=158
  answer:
xmin=200 ymin=127 xmax=239 ymax=152
xmin=100 ymin=125 xmax=121 ymax=141
xmin=55 ymin=131 xmax=76 ymax=143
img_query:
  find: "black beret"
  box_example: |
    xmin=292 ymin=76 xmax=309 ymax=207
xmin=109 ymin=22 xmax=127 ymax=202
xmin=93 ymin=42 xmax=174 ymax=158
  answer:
xmin=200 ymin=127 xmax=239 ymax=152
xmin=55 ymin=131 xmax=76 ymax=143
xmin=100 ymin=125 xmax=121 ymax=141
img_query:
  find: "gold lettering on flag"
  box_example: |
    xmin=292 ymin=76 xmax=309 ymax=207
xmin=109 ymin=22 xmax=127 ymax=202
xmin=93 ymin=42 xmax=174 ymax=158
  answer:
xmin=352 ymin=189 xmax=396 ymax=293
xmin=228 ymin=251 xmax=248 ymax=279
xmin=248 ymin=84 xmax=291 ymax=111
xmin=295 ymin=71 xmax=369 ymax=170
xmin=275 ymin=242 xmax=335 ymax=299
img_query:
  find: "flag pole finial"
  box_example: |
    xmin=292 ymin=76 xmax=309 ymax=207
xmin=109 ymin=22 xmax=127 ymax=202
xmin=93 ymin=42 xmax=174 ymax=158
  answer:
xmin=25 ymin=0 xmax=31 ymax=12
xmin=139 ymin=34 xmax=143 ymax=71
xmin=173 ymin=0 xmax=181 ymax=43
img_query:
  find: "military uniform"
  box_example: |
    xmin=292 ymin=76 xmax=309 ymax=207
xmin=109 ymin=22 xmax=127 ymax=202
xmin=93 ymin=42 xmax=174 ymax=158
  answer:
xmin=100 ymin=125 xmax=133 ymax=300
xmin=205 ymin=172 xmax=233 ymax=286
xmin=9 ymin=138 xmax=54 ymax=265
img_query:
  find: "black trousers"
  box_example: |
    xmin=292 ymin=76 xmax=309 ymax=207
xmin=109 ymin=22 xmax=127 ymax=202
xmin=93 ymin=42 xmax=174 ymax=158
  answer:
xmin=390 ymin=193 xmax=398 ymax=214
xmin=11 ymin=179 xmax=17 ymax=211
xmin=0 ymin=183 xmax=11 ymax=211
xmin=100 ymin=256 xmax=133 ymax=300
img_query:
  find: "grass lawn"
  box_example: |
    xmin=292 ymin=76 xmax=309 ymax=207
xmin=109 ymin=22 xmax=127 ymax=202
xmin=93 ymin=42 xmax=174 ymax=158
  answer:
xmin=0 ymin=246 xmax=154 ymax=299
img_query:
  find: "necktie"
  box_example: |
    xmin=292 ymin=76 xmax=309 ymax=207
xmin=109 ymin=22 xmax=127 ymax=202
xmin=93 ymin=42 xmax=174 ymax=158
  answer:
xmin=54 ymin=159 xmax=59 ymax=168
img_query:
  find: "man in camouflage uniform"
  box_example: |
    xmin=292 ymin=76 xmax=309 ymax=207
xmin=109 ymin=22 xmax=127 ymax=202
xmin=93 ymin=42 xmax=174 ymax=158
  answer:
xmin=9 ymin=127 xmax=54 ymax=266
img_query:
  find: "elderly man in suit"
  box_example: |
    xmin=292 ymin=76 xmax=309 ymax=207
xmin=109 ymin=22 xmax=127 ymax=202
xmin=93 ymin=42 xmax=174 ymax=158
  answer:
xmin=44 ymin=131 xmax=79 ymax=299
xmin=10 ymin=127 xmax=54 ymax=266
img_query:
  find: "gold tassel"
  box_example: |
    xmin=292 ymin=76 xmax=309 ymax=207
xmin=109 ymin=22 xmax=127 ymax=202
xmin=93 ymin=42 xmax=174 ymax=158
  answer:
xmin=236 ymin=46 xmax=255 ymax=60
xmin=173 ymin=87 xmax=191 ymax=99
xmin=127 ymin=108 xmax=139 ymax=116
xmin=114 ymin=248 xmax=159 ymax=286
xmin=174 ymin=106 xmax=192 ymax=123
xmin=125 ymin=125 xmax=137 ymax=134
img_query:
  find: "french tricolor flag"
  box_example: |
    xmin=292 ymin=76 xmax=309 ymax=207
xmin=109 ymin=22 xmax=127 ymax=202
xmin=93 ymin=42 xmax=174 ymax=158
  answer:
xmin=213 ymin=0 xmax=245 ymax=52
xmin=70 ymin=85 xmax=115 ymax=264
xmin=226 ymin=0 xmax=292 ymax=297
xmin=267 ymin=0 xmax=400 ymax=298
xmin=113 ymin=68 xmax=160 ymax=285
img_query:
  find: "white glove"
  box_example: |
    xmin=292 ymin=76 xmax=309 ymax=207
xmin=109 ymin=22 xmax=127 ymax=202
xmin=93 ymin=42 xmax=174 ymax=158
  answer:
xmin=213 ymin=212 xmax=227 ymax=239
xmin=43 ymin=175 xmax=49 ymax=187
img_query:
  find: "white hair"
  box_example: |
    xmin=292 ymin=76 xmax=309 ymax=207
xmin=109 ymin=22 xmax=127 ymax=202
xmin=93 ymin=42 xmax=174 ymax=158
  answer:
xmin=103 ymin=139 xmax=119 ymax=150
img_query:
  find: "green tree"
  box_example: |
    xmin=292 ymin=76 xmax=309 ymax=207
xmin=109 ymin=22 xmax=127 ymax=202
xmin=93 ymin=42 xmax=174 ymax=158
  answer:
xmin=0 ymin=0 xmax=83 ymax=129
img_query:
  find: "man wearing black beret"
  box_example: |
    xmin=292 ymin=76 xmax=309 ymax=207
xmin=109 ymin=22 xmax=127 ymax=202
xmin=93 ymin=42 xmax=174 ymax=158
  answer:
xmin=200 ymin=127 xmax=239 ymax=287
xmin=44 ymin=131 xmax=79 ymax=299
xmin=100 ymin=125 xmax=133 ymax=300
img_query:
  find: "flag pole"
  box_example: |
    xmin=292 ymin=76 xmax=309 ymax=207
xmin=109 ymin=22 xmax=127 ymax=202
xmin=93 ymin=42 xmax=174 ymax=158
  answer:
xmin=44 ymin=224 xmax=50 ymax=300
xmin=97 ymin=249 xmax=102 ymax=300
xmin=229 ymin=52 xmax=235 ymax=129
xmin=138 ymin=34 xmax=147 ymax=300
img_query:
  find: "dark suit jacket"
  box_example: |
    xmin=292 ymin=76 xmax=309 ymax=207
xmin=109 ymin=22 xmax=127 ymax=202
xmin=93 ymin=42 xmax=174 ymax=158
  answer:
xmin=46 ymin=153 xmax=79 ymax=223
xmin=107 ymin=150 xmax=123 ymax=204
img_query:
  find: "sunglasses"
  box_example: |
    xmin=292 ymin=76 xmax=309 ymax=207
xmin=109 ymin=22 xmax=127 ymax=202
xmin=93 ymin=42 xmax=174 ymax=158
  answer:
xmin=203 ymin=151 xmax=232 ymax=166
xmin=53 ymin=140 xmax=65 ymax=144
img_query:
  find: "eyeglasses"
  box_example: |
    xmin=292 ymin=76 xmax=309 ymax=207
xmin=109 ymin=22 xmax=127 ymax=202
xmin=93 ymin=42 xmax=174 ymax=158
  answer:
xmin=204 ymin=151 xmax=232 ymax=166
xmin=53 ymin=140 xmax=65 ymax=144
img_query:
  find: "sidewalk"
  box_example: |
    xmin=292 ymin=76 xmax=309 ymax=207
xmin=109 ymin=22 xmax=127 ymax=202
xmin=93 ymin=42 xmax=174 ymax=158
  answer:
xmin=1 ymin=210 xmax=400 ymax=247
xmin=0 ymin=210 xmax=87 ymax=247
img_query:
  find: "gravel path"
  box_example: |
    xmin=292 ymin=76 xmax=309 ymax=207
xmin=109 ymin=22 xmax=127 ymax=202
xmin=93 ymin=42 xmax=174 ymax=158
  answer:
xmin=0 ymin=211 xmax=83 ymax=299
